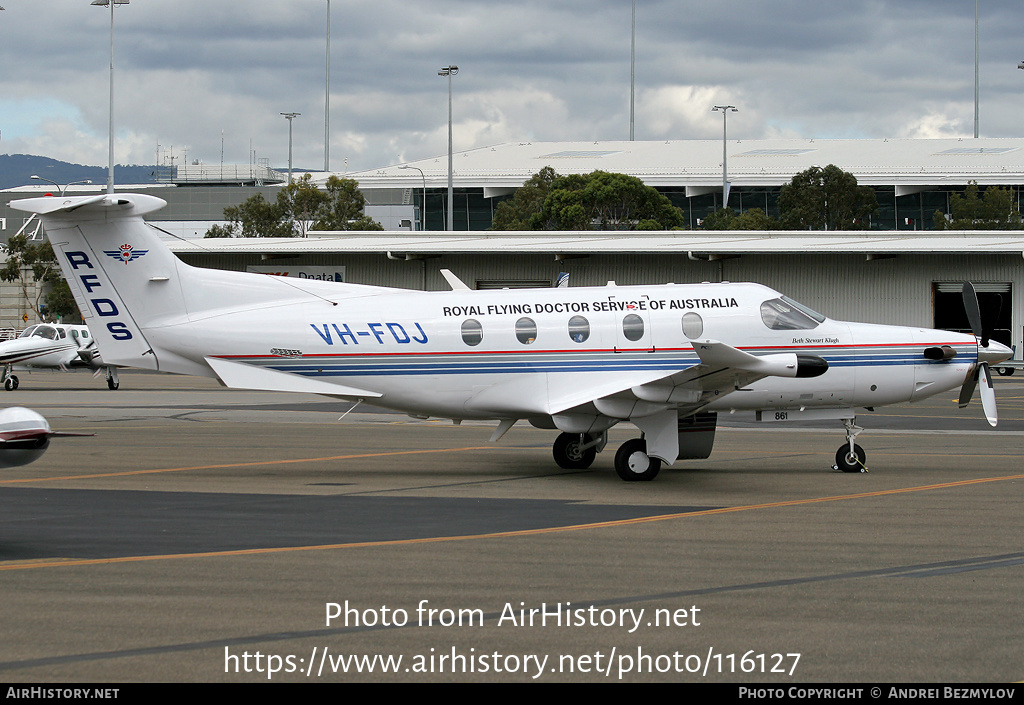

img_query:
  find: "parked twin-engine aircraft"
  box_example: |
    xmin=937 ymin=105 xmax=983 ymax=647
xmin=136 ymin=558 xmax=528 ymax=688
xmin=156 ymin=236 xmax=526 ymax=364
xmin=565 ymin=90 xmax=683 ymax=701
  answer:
xmin=0 ymin=322 xmax=120 ymax=390
xmin=10 ymin=193 xmax=1012 ymax=480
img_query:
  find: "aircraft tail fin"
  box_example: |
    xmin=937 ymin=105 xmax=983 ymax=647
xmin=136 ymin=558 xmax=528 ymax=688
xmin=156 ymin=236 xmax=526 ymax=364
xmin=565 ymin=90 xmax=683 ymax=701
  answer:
xmin=11 ymin=194 xmax=182 ymax=371
xmin=9 ymin=193 xmax=289 ymax=376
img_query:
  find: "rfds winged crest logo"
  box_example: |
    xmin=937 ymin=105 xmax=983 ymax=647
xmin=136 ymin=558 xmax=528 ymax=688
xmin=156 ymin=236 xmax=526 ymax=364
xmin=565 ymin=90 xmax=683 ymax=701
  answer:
xmin=103 ymin=243 xmax=149 ymax=265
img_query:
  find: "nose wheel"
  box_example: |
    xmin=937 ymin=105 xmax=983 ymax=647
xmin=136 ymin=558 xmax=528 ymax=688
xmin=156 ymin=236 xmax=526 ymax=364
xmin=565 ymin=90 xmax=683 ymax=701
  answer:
xmin=2 ymin=365 xmax=18 ymax=391
xmin=835 ymin=443 xmax=866 ymax=473
xmin=834 ymin=418 xmax=867 ymax=473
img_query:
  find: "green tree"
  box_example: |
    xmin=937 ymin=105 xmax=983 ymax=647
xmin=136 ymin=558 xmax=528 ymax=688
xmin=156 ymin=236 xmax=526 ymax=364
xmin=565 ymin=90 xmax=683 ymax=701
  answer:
xmin=778 ymin=164 xmax=877 ymax=230
xmin=313 ymin=176 xmax=384 ymax=230
xmin=0 ymin=234 xmax=79 ymax=321
xmin=933 ymin=182 xmax=1023 ymax=230
xmin=502 ymin=170 xmax=684 ymax=231
xmin=701 ymin=207 xmax=779 ymax=230
xmin=206 ymin=174 xmax=382 ymax=237
xmin=491 ymin=166 xmax=559 ymax=230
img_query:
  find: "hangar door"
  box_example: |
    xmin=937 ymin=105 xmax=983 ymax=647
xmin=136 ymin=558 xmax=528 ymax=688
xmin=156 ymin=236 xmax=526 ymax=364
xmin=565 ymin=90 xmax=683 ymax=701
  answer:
xmin=933 ymin=282 xmax=1012 ymax=347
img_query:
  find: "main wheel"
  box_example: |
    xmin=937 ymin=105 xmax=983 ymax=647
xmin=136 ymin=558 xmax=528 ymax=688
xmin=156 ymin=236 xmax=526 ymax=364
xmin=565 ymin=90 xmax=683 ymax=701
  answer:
xmin=835 ymin=443 xmax=866 ymax=473
xmin=614 ymin=438 xmax=662 ymax=481
xmin=996 ymin=366 xmax=1015 ymax=376
xmin=552 ymin=432 xmax=597 ymax=469
xmin=4 ymin=376 xmax=17 ymax=391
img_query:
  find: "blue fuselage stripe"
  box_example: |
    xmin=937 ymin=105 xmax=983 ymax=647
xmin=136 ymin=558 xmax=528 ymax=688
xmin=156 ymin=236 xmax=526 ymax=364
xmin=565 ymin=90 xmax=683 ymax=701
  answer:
xmin=245 ymin=348 xmax=976 ymax=378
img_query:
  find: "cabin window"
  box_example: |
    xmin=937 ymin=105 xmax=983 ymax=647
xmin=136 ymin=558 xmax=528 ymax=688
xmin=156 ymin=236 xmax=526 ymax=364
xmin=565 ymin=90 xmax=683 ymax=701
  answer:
xmin=567 ymin=315 xmax=590 ymax=343
xmin=682 ymin=312 xmax=703 ymax=339
xmin=57 ymin=328 xmax=67 ymax=339
xmin=760 ymin=297 xmax=824 ymax=331
xmin=622 ymin=314 xmax=644 ymax=341
xmin=461 ymin=319 xmax=483 ymax=346
xmin=515 ymin=317 xmax=537 ymax=345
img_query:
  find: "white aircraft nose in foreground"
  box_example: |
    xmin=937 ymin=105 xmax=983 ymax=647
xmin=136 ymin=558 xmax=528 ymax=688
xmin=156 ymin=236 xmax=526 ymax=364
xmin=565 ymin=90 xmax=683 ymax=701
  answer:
xmin=0 ymin=406 xmax=88 ymax=467
xmin=10 ymin=193 xmax=1011 ymax=480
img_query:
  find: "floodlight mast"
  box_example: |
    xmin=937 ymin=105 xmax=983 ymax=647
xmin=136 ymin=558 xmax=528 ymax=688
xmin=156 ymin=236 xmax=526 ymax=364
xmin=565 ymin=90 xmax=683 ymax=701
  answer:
xmin=324 ymin=0 xmax=330 ymax=172
xmin=281 ymin=112 xmax=301 ymax=184
xmin=438 ymin=65 xmax=458 ymax=231
xmin=711 ymin=105 xmax=737 ymax=209
xmin=90 ymin=0 xmax=130 ymax=194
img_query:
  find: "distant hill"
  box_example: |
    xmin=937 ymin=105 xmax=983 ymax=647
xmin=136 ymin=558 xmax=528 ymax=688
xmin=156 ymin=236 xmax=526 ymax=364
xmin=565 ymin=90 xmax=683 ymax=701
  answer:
xmin=0 ymin=154 xmax=160 ymax=191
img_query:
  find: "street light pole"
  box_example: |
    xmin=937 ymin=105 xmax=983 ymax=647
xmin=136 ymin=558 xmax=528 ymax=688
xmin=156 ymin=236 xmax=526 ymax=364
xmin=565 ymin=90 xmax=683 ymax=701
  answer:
xmin=711 ymin=105 xmax=737 ymax=210
xmin=630 ymin=0 xmax=635 ymax=141
xmin=31 ymin=176 xmax=93 ymax=196
xmin=91 ymin=0 xmax=129 ymax=195
xmin=281 ymin=112 xmax=300 ymax=184
xmin=398 ymin=165 xmax=426 ymax=231
xmin=438 ymin=65 xmax=458 ymax=231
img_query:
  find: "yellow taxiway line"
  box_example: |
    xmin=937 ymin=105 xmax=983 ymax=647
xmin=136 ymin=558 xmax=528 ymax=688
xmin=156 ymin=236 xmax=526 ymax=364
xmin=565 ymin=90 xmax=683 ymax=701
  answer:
xmin=2 ymin=470 xmax=1022 ymax=572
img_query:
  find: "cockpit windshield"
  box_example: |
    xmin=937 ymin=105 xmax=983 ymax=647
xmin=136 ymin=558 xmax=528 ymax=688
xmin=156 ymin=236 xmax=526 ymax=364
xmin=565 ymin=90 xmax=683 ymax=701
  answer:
xmin=760 ymin=296 xmax=826 ymax=331
xmin=18 ymin=325 xmax=58 ymax=340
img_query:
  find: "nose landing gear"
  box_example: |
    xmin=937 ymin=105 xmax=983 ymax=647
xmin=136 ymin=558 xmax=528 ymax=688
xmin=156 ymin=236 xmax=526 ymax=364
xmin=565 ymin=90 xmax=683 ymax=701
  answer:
xmin=834 ymin=417 xmax=868 ymax=473
xmin=2 ymin=365 xmax=18 ymax=391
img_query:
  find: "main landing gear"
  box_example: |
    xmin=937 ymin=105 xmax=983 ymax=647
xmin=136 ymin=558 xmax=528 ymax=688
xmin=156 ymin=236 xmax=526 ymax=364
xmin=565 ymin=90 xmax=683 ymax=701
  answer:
xmin=550 ymin=432 xmax=661 ymax=481
xmin=834 ymin=417 xmax=867 ymax=473
xmin=613 ymin=438 xmax=661 ymax=482
xmin=552 ymin=432 xmax=603 ymax=470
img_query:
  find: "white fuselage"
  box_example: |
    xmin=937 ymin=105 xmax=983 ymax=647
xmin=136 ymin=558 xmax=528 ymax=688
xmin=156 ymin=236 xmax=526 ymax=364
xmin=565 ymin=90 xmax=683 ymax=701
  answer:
xmin=147 ymin=280 xmax=977 ymax=421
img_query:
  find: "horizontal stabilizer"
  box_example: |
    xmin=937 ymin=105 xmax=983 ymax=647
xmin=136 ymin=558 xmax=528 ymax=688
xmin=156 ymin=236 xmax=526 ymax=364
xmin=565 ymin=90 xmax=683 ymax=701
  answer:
xmin=205 ymin=357 xmax=382 ymax=398
xmin=10 ymin=193 xmax=167 ymax=218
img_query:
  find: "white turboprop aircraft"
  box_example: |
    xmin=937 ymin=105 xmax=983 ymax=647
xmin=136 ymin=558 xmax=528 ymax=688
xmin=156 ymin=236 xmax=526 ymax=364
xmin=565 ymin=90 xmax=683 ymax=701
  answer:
xmin=0 ymin=322 xmax=120 ymax=390
xmin=10 ymin=193 xmax=1012 ymax=480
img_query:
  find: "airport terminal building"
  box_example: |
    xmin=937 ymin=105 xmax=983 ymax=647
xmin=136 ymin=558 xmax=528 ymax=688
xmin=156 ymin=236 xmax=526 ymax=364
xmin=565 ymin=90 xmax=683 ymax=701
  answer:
xmin=346 ymin=136 xmax=1024 ymax=232
xmin=2 ymin=136 xmax=1024 ymax=356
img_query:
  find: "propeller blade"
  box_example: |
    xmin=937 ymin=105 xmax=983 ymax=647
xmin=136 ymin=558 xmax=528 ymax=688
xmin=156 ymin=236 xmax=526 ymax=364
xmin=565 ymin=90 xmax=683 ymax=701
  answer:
xmin=962 ymin=282 xmax=983 ymax=338
xmin=958 ymin=366 xmax=978 ymax=409
xmin=979 ymin=362 xmax=998 ymax=427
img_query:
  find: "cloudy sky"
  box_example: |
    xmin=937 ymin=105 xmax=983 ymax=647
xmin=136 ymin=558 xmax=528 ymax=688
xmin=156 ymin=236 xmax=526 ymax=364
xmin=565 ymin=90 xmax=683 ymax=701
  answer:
xmin=1 ymin=1 xmax=1022 ymax=174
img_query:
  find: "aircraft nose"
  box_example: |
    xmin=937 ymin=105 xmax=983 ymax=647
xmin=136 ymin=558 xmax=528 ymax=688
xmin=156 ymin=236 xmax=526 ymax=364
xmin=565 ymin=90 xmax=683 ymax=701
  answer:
xmin=978 ymin=339 xmax=1013 ymax=364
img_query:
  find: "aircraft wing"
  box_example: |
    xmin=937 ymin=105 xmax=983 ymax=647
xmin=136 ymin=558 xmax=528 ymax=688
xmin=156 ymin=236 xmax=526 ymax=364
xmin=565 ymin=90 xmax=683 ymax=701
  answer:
xmin=548 ymin=339 xmax=828 ymax=418
xmin=204 ymin=356 xmax=383 ymax=399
